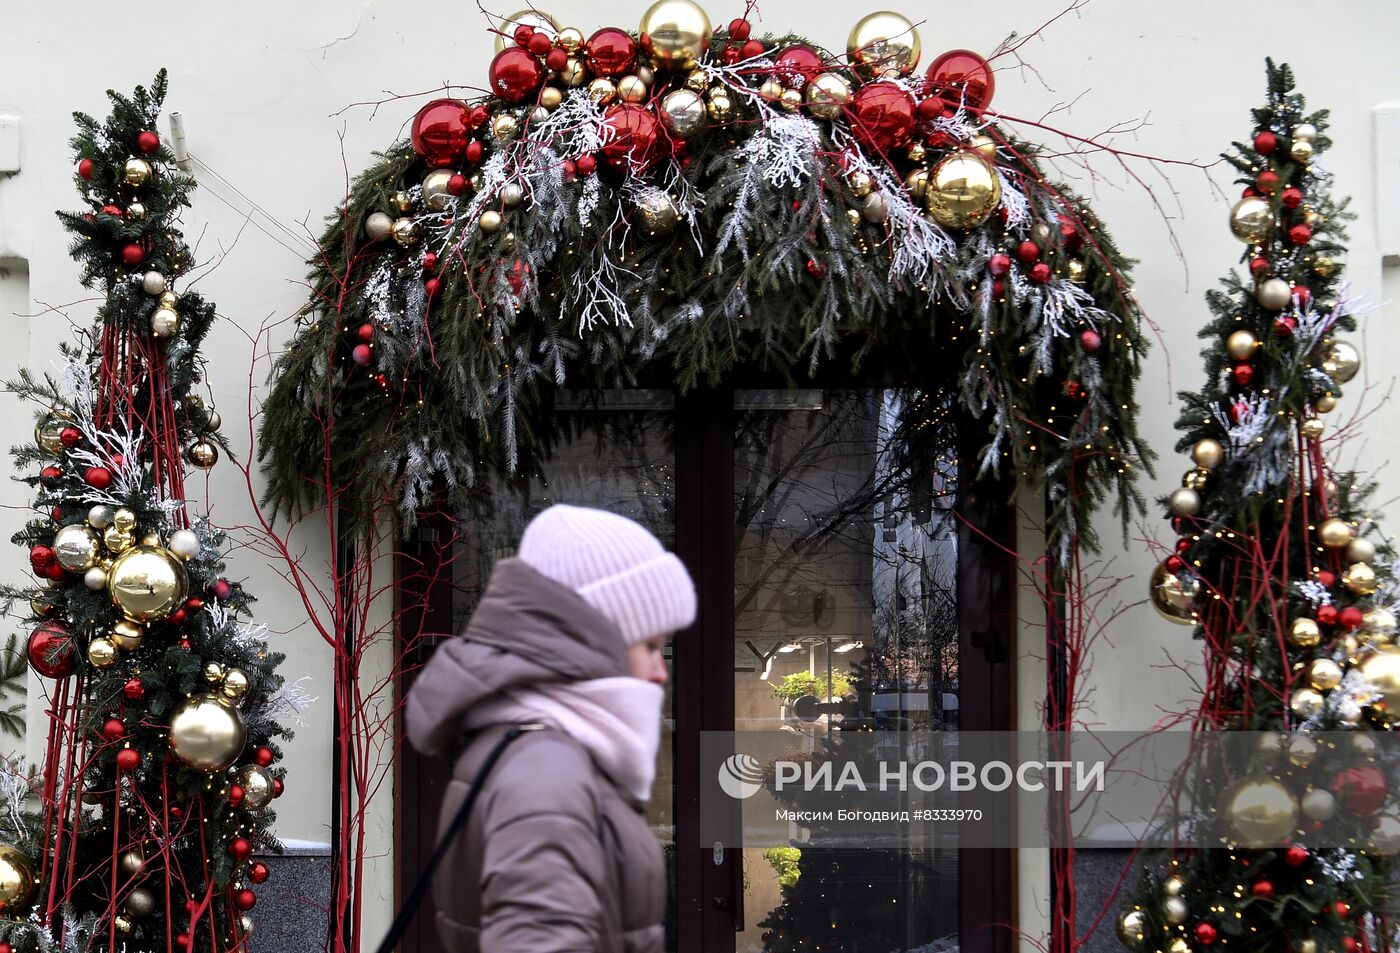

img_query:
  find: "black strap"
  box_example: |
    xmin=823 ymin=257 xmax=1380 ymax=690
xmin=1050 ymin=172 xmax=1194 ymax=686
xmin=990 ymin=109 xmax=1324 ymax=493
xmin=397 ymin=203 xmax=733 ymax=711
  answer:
xmin=374 ymin=724 xmax=544 ymax=953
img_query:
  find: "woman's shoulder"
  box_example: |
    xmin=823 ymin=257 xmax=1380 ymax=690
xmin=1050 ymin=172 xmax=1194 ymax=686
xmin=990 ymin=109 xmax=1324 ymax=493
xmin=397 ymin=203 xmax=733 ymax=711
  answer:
xmin=462 ymin=727 xmax=602 ymax=821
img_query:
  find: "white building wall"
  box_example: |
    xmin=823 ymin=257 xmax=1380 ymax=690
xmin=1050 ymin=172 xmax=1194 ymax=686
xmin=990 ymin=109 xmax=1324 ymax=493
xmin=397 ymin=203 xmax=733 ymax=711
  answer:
xmin=2 ymin=2 xmax=1400 ymax=949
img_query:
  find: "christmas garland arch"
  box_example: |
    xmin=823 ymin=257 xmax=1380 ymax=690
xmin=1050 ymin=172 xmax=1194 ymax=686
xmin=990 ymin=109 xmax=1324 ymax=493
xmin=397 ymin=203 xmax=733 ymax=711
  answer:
xmin=259 ymin=2 xmax=1153 ymax=555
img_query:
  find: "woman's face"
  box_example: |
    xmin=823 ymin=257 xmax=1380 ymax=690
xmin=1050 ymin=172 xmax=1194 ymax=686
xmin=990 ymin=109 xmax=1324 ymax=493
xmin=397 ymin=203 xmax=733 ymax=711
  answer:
xmin=627 ymin=636 xmax=670 ymax=687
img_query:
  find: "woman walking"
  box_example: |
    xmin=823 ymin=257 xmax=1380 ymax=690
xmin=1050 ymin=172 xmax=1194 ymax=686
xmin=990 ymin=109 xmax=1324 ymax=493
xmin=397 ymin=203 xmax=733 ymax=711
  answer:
xmin=406 ymin=504 xmax=696 ymax=952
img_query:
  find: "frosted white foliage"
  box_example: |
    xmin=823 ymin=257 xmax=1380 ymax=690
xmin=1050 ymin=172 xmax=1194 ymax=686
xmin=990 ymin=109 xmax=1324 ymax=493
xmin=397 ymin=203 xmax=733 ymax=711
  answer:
xmin=1292 ymin=579 xmax=1335 ymax=607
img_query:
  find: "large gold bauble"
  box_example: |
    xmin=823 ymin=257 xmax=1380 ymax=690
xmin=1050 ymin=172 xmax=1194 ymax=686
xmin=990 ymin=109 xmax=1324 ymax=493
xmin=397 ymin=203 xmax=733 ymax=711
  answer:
xmin=1149 ymin=563 xmax=1199 ymax=625
xmin=1361 ymin=649 xmax=1400 ymax=723
xmin=111 ymin=619 xmax=145 ymax=652
xmin=1364 ymin=607 xmax=1398 ymax=638
xmin=1324 ymin=341 xmax=1361 ymax=383
xmin=805 ymin=72 xmax=852 ymax=121
xmin=187 ymin=440 xmax=219 ymax=469
xmin=1162 ymin=873 xmax=1186 ymax=896
xmin=846 ymin=10 xmax=921 ymax=78
xmin=1115 ymin=909 xmax=1147 ymax=949
xmin=1290 ymin=687 xmax=1324 ymax=719
xmin=560 ymin=57 xmax=588 ymax=88
xmin=1190 ymin=438 xmax=1225 ymax=471
xmin=1224 ymin=330 xmax=1257 ymax=362
xmin=1308 ymin=658 xmax=1343 ymax=691
xmin=169 ymin=694 xmax=247 ymax=772
xmin=587 ymin=77 xmax=618 ymax=105
xmin=970 ymin=134 xmax=997 ymax=160
xmin=53 ymin=524 xmax=100 ymax=572
xmin=151 ymin=306 xmax=181 ymax=339
xmin=1343 ymin=561 xmax=1379 ymax=596
xmin=618 ymin=75 xmax=649 ymax=104
xmin=125 ymin=886 xmax=156 ymax=918
xmin=493 ymin=9 xmax=560 ymax=53
xmin=107 ymin=545 xmax=188 ymax=622
xmin=540 ymin=86 xmax=564 ymax=111
xmin=1160 ymin=895 xmax=1188 ymax=925
xmin=1229 ymin=196 xmax=1272 ymax=243
xmin=123 ymin=158 xmax=153 ymax=187
xmin=221 ymin=668 xmax=251 ymax=702
xmin=659 ymin=89 xmax=706 ymax=136
xmin=1347 ymin=537 xmax=1377 ymax=564
xmin=113 ymin=508 xmax=136 ymax=532
xmin=35 ymin=412 xmax=72 ymax=454
xmin=1287 ymin=734 xmax=1318 ymax=767
xmin=634 ymin=191 xmax=680 ymax=236
xmin=479 ymin=210 xmax=504 ymax=234
xmin=1182 ymin=468 xmax=1209 ymax=491
xmin=364 ymin=212 xmax=393 ymax=242
xmin=236 ymin=764 xmax=276 ymax=810
xmin=87 ymin=638 xmax=117 ymax=669
xmin=1289 ymin=617 xmax=1322 ymax=647
xmin=638 ymin=0 xmax=711 ymax=72
xmin=421 ymin=169 xmax=454 ymax=212
xmin=924 ymin=152 xmax=1001 ymax=230
xmin=391 ymin=191 xmax=413 ymax=215
xmin=1225 ymin=779 xmax=1298 ymax=845
xmin=0 ymin=844 xmax=35 ymax=913
xmin=1318 ymin=518 xmax=1354 ymax=549
xmin=1167 ymin=487 xmax=1201 ymax=518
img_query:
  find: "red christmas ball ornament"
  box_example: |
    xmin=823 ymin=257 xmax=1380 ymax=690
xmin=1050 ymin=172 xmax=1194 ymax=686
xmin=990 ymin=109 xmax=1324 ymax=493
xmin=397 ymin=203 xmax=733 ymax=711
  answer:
xmin=29 ymin=545 xmax=54 ymax=569
xmin=168 ymin=608 xmax=188 ymax=626
xmin=1249 ymin=256 xmax=1270 ymax=278
xmin=739 ymin=39 xmax=767 ymax=60
xmin=136 ymin=130 xmax=160 ymax=154
xmin=1175 ymin=538 xmax=1193 ymax=555
xmin=43 ymin=562 xmax=65 ymax=581
xmin=1282 ymin=187 xmax=1304 ymax=209
xmin=78 ymin=159 xmax=94 ymax=180
xmin=49 ymin=506 xmax=62 ymax=521
xmin=1332 ymin=765 xmax=1387 ymax=815
xmin=59 ymin=426 xmax=81 ymax=448
xmin=229 ymin=838 xmax=253 ymax=861
xmin=1334 ymin=901 xmax=1352 ymax=919
xmin=235 ymin=889 xmax=257 ymax=912
xmin=121 ymin=243 xmax=145 ymax=266
xmin=1250 ymin=879 xmax=1274 ymax=899
xmin=255 ymin=746 xmax=275 ymax=767
xmin=1241 ymin=187 xmax=1257 ymax=198
xmin=988 ymin=253 xmax=1012 ymax=276
xmin=1272 ymin=316 xmax=1297 ymax=338
xmin=27 ymin=622 xmax=76 ymax=679
xmin=916 ymin=98 xmax=946 ymax=122
xmin=722 ymin=45 xmax=743 ymax=66
xmin=357 ymin=323 xmax=375 ymax=343
xmin=116 ymin=748 xmax=140 ymax=772
xmin=1254 ymin=130 xmax=1278 ymax=155
xmin=1344 ymin=938 xmax=1358 ymax=953
xmin=1256 ymin=170 xmax=1279 ymax=194
xmin=1017 ymin=240 xmax=1041 ymax=264
xmin=1233 ymin=363 xmax=1255 ymax=387
xmin=545 ymin=47 xmax=569 ymax=72
xmin=84 ymin=466 xmax=113 ymax=489
xmin=926 ymin=49 xmax=996 ymax=112
xmin=1316 ymin=569 xmax=1337 ymax=588
xmin=585 ymin=28 xmax=638 ymax=77
xmin=526 ymin=31 xmax=552 ymax=56
xmin=576 ymin=153 xmax=598 ymax=176
xmin=1317 ymin=604 xmax=1339 ymax=626
xmin=1339 ymin=606 xmax=1365 ymax=631
xmin=1289 ymin=223 xmax=1312 ymax=245
xmin=991 ymin=279 xmax=1006 ymax=300
xmin=1063 ymin=380 xmax=1085 ymax=400
xmin=1029 ymin=261 xmax=1052 ymax=283
xmin=1284 ymin=845 xmax=1309 ymax=866
xmin=422 ymin=252 xmax=439 ymax=273
xmin=211 ymin=579 xmax=233 ymax=601
xmin=178 ymin=638 xmax=192 ymax=650
xmin=351 ymin=344 xmax=372 ymax=367
xmin=512 ymin=24 xmax=534 ymax=45
xmin=424 ymin=277 xmax=442 ymax=299
xmin=0 ymin=942 xmax=13 ymax=953
xmin=489 ymin=47 xmax=544 ymax=104
xmin=411 ymin=100 xmax=471 ymax=167
xmin=599 ymin=104 xmax=664 ymax=172
xmin=446 ymin=174 xmax=468 ymax=199
xmin=175 ymin=934 xmax=191 ymax=951
xmin=1165 ymin=554 xmax=1185 ymax=573
xmin=102 ymin=718 xmax=126 ymax=741
xmin=250 ymin=862 xmax=270 ymax=885
xmin=728 ymin=17 xmax=752 ymax=40
xmin=229 ymin=784 xmax=245 ymax=806
xmin=466 ymin=140 xmax=485 ymax=164
xmin=39 ymin=465 xmax=61 ymax=484
xmin=101 ymin=204 xmax=122 ymax=217
xmin=1194 ymin=923 xmax=1218 ymax=946
xmin=806 ymin=258 xmax=826 ymax=279
xmin=849 ymin=82 xmax=917 ymax=154
xmin=273 ymin=778 xmax=285 ymax=798
xmin=124 ymin=677 xmax=144 ymax=700
xmin=774 ymin=45 xmax=822 ymax=88
xmin=1079 ymin=329 xmax=1103 ymax=353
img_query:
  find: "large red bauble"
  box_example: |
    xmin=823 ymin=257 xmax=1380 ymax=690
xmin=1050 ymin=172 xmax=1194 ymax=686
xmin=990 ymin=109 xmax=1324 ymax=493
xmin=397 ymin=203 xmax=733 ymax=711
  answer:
xmin=545 ymin=47 xmax=569 ymax=72
xmin=250 ymin=862 xmax=270 ymax=884
xmin=739 ymin=39 xmax=766 ymax=60
xmin=1289 ymin=223 xmax=1312 ymax=246
xmin=102 ymin=718 xmax=126 ymax=741
xmin=1332 ymin=765 xmax=1387 ymax=816
xmin=1339 ymin=606 xmax=1364 ymax=630
xmin=988 ymin=253 xmax=1011 ymax=276
xmin=599 ymin=104 xmax=664 ymax=172
xmin=1255 ymin=170 xmax=1279 ymax=194
xmin=773 ymin=45 xmax=822 ymax=88
xmin=121 ymin=244 xmax=144 ymax=266
xmin=728 ymin=18 xmax=751 ymax=41
xmin=116 ymin=748 xmax=140 ymax=771
xmin=229 ymin=785 xmax=245 ymax=806
xmin=39 ymin=465 xmax=61 ymax=484
xmin=1079 ymin=329 xmax=1102 ymax=353
xmin=1017 ymin=240 xmax=1041 ymax=264
xmin=84 ymin=466 xmax=113 ymax=489
xmin=1254 ymin=131 xmax=1277 ymax=154
xmin=229 ymin=838 xmax=253 ymax=860
xmin=273 ymin=778 xmax=285 ymax=798
xmin=488 ymin=47 xmax=544 ymax=104
xmin=351 ymin=344 xmax=372 ymax=367
xmin=235 ymin=889 xmax=257 ymax=912
xmin=212 ymin=578 xmax=233 ymax=601
xmin=849 ymin=82 xmax=917 ymax=154
xmin=27 ymin=622 xmax=76 ymax=678
xmin=43 ymin=562 xmax=66 ymax=581
xmin=1029 ymin=262 xmax=1052 ymax=283
xmin=585 ymin=28 xmax=638 ymax=77
xmin=1282 ymin=187 xmax=1304 ymax=209
xmin=59 ymin=426 xmax=81 ymax=448
xmin=136 ymin=130 xmax=160 ymax=154
xmin=1233 ymin=363 xmax=1254 ymax=387
xmin=357 ymin=324 xmax=375 ymax=342
xmin=926 ymin=49 xmax=996 ymax=112
xmin=29 ymin=545 xmax=54 ymax=569
xmin=410 ymin=100 xmax=471 ymax=167
xmin=78 ymin=159 xmax=94 ymax=180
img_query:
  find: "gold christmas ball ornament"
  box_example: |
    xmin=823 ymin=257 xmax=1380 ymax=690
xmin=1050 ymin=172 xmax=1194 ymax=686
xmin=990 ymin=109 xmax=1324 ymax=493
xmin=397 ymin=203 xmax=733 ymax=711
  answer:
xmin=114 ymin=915 xmax=133 ymax=935
xmin=634 ymin=191 xmax=681 ymax=236
xmin=862 ymin=192 xmax=889 ymax=224
xmin=126 ymin=202 xmax=146 ymax=221
xmin=907 ymin=142 xmax=927 ymax=163
xmin=0 ymin=844 xmax=36 ymax=912
xmin=158 ymin=290 xmax=180 ymax=310
xmin=1161 ymin=874 xmax=1186 ymax=896
xmin=1287 ymin=734 xmax=1319 ymax=767
xmin=660 ymin=89 xmax=706 ymax=136
xmin=491 ymin=113 xmax=521 ymax=141
xmin=638 ymin=0 xmax=712 ymax=72
xmin=1290 ymin=139 xmax=1314 ymax=164
xmin=150 ymin=306 xmax=181 ymax=339
xmin=1225 ymin=779 xmax=1298 ymax=845
xmin=779 ymin=87 xmax=803 ymax=112
xmin=587 ymin=77 xmax=618 ymax=105
xmin=53 ymin=524 xmax=101 ymax=572
xmin=970 ymin=134 xmax=997 ymax=161
xmin=1323 ymin=341 xmax=1361 ymax=383
xmin=1290 ymin=687 xmax=1325 ymax=720
xmin=555 ymin=25 xmax=583 ymax=52
xmin=479 ymin=210 xmax=504 ymax=234
xmin=493 ymin=8 xmax=559 ymax=53
xmin=1255 ymin=277 xmax=1292 ymax=310
xmin=169 ymin=694 xmax=247 ymax=772
xmin=111 ymin=619 xmax=145 ymax=652
xmin=1361 ymin=649 xmax=1400 ymax=723
xmin=1307 ymin=658 xmax=1344 ymax=692
xmin=804 ymin=72 xmax=852 ymax=121
xmin=848 ymin=171 xmax=874 ymax=199
xmin=1064 ymin=258 xmax=1086 ymax=284
xmin=87 ymin=638 xmax=117 ymax=669
xmin=187 ymin=440 xmax=219 ymax=469
xmin=1364 ymin=607 xmax=1398 ymax=638
xmin=141 ymin=271 xmax=167 ymax=296
xmin=1182 ymin=468 xmax=1210 ymax=491
xmin=103 ymin=526 xmax=135 ymax=555
xmin=1225 ymin=330 xmax=1258 ymax=362
xmin=123 ymin=158 xmax=153 ymax=187
xmin=204 ymin=662 xmax=227 ymax=684
xmin=1149 ymin=563 xmax=1200 ymax=625
xmin=86 ymin=504 xmax=115 ymax=529
xmin=1167 ymin=487 xmax=1201 ymax=518
xmin=391 ymin=217 xmax=420 ymax=247
xmin=904 ymin=169 xmax=930 ymax=201
xmin=1314 ymin=392 xmax=1338 ymax=413
xmin=125 ymin=886 xmax=157 ymax=918
xmin=1160 ymin=895 xmax=1189 ymax=926
xmin=221 ymin=668 xmax=251 ymax=702
xmin=1289 ymin=617 xmax=1322 ymax=647
xmin=1167 ymin=938 xmax=1190 ymax=953
xmin=759 ymin=78 xmax=785 ymax=104
xmin=1343 ymin=561 xmax=1379 ymax=596
xmin=167 ymin=528 xmax=201 ymax=561
xmin=363 ymin=212 xmax=393 ymax=242
xmin=1313 ymin=256 xmax=1338 ymax=277
xmin=540 ymin=86 xmax=564 ymax=110
xmin=924 ymin=152 xmax=1002 ymax=230
xmin=1318 ymin=518 xmax=1354 ymax=549
xmin=683 ymin=70 xmax=709 ymax=93
xmin=1300 ymin=418 xmax=1324 ymax=440
xmin=846 ymin=10 xmax=921 ymax=78
xmin=392 ymin=190 xmax=413 ymax=214
xmin=1300 ymin=787 xmax=1336 ymax=821
xmin=560 ymin=58 xmax=588 ymax=88
xmin=34 ymin=412 xmax=72 ymax=454
xmin=236 ymin=764 xmax=276 ymax=810
xmin=1115 ymin=909 xmax=1147 ymax=949
xmin=1229 ymin=196 xmax=1272 ymax=243
xmin=618 ymin=75 xmax=649 ymax=103
xmin=421 ymin=169 xmax=455 ymax=212
xmin=107 ymin=545 xmax=188 ymax=622
xmin=501 ymin=182 xmax=526 ymax=209
xmin=706 ymin=93 xmax=733 ymax=122
xmin=1293 ymin=122 xmax=1319 ymax=143
xmin=113 ymin=508 xmax=136 ymax=531
xmin=1373 ymin=814 xmax=1400 ymax=853
xmin=1190 ymin=438 xmax=1225 ymax=471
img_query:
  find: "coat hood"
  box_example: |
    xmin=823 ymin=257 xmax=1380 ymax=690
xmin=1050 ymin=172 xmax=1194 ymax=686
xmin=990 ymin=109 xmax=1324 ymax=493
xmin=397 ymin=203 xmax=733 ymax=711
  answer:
xmin=405 ymin=558 xmax=629 ymax=756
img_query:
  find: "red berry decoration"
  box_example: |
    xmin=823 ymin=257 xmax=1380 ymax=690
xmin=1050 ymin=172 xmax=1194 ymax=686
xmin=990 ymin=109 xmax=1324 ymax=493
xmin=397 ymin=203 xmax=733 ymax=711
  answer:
xmin=849 ymin=82 xmax=917 ymax=154
xmin=1254 ymin=130 xmax=1278 ymax=155
xmin=121 ymin=243 xmax=145 ymax=266
xmin=576 ymin=154 xmax=598 ymax=176
xmin=1029 ymin=262 xmax=1052 ymax=283
xmin=988 ymin=253 xmax=1011 ymax=277
xmin=465 ymin=140 xmax=485 ymax=164
xmin=1063 ymin=380 xmax=1085 ymax=400
xmin=1289 ymin=223 xmax=1312 ymax=245
xmin=102 ymin=718 xmax=126 ymax=741
xmin=411 ymin=100 xmax=472 ymax=168
xmin=255 ymin=746 xmax=275 ymax=767
xmin=1256 ymin=170 xmax=1279 ymax=194
xmin=739 ymin=39 xmax=766 ymax=60
xmin=136 ymin=130 xmax=160 ymax=154
xmin=27 ymin=622 xmax=76 ymax=679
xmin=43 ymin=562 xmax=65 ymax=581
xmin=175 ymin=935 xmax=191 ymax=951
xmin=1282 ymin=187 xmax=1304 ymax=209
xmin=422 ymin=253 xmax=440 ymax=273
xmin=424 ymin=277 xmax=442 ymax=299
xmin=1233 ymin=363 xmax=1255 ymax=387
xmin=1284 ymin=845 xmax=1309 ymax=866
xmin=1194 ymin=923 xmax=1218 ymax=946
xmin=1229 ymin=401 xmax=1249 ymax=423
xmin=774 ymin=46 xmax=822 ymax=88
xmin=59 ymin=426 xmax=81 ymax=448
xmin=124 ymin=677 xmax=145 ymax=700
xmin=926 ymin=49 xmax=996 ymax=112
xmin=1250 ymin=879 xmax=1274 ymax=899
xmin=1339 ymin=606 xmax=1365 ymax=630
xmin=351 ymin=344 xmax=373 ymax=367
xmin=1249 ymin=257 xmax=1270 ymax=277
xmin=250 ymin=861 xmax=270 ymax=884
xmin=1317 ymin=604 xmax=1339 ymax=626
xmin=1016 ymin=240 xmax=1041 ymax=264
xmin=212 ymin=579 xmax=233 ymax=601
xmin=585 ymin=27 xmax=638 ymax=77
xmin=488 ymin=47 xmax=545 ymax=104
xmin=77 ymin=159 xmax=94 ymax=180
xmin=806 ymin=258 xmax=826 ymax=279
xmin=116 ymin=748 xmax=140 ymax=772
xmin=445 ymin=174 xmax=468 ymax=200
xmin=526 ymin=31 xmax=553 ymax=56
xmin=235 ymin=889 xmax=257 ymax=912
xmin=84 ymin=466 xmax=113 ymax=489
xmin=1079 ymin=329 xmax=1102 ymax=353
xmin=229 ymin=837 xmax=253 ymax=860
xmin=728 ymin=18 xmax=752 ymax=40
xmin=599 ymin=104 xmax=664 ymax=171
xmin=545 ymin=47 xmax=569 ymax=72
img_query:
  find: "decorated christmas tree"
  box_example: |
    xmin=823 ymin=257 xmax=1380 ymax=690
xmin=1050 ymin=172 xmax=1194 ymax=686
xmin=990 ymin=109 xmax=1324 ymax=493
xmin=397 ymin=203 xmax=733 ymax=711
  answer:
xmin=1119 ymin=61 xmax=1396 ymax=953
xmin=0 ymin=72 xmax=291 ymax=952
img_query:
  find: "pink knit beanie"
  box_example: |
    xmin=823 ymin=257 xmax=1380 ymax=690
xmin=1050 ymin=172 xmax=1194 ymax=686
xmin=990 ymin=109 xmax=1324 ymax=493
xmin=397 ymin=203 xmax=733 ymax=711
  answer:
xmin=517 ymin=504 xmax=696 ymax=645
